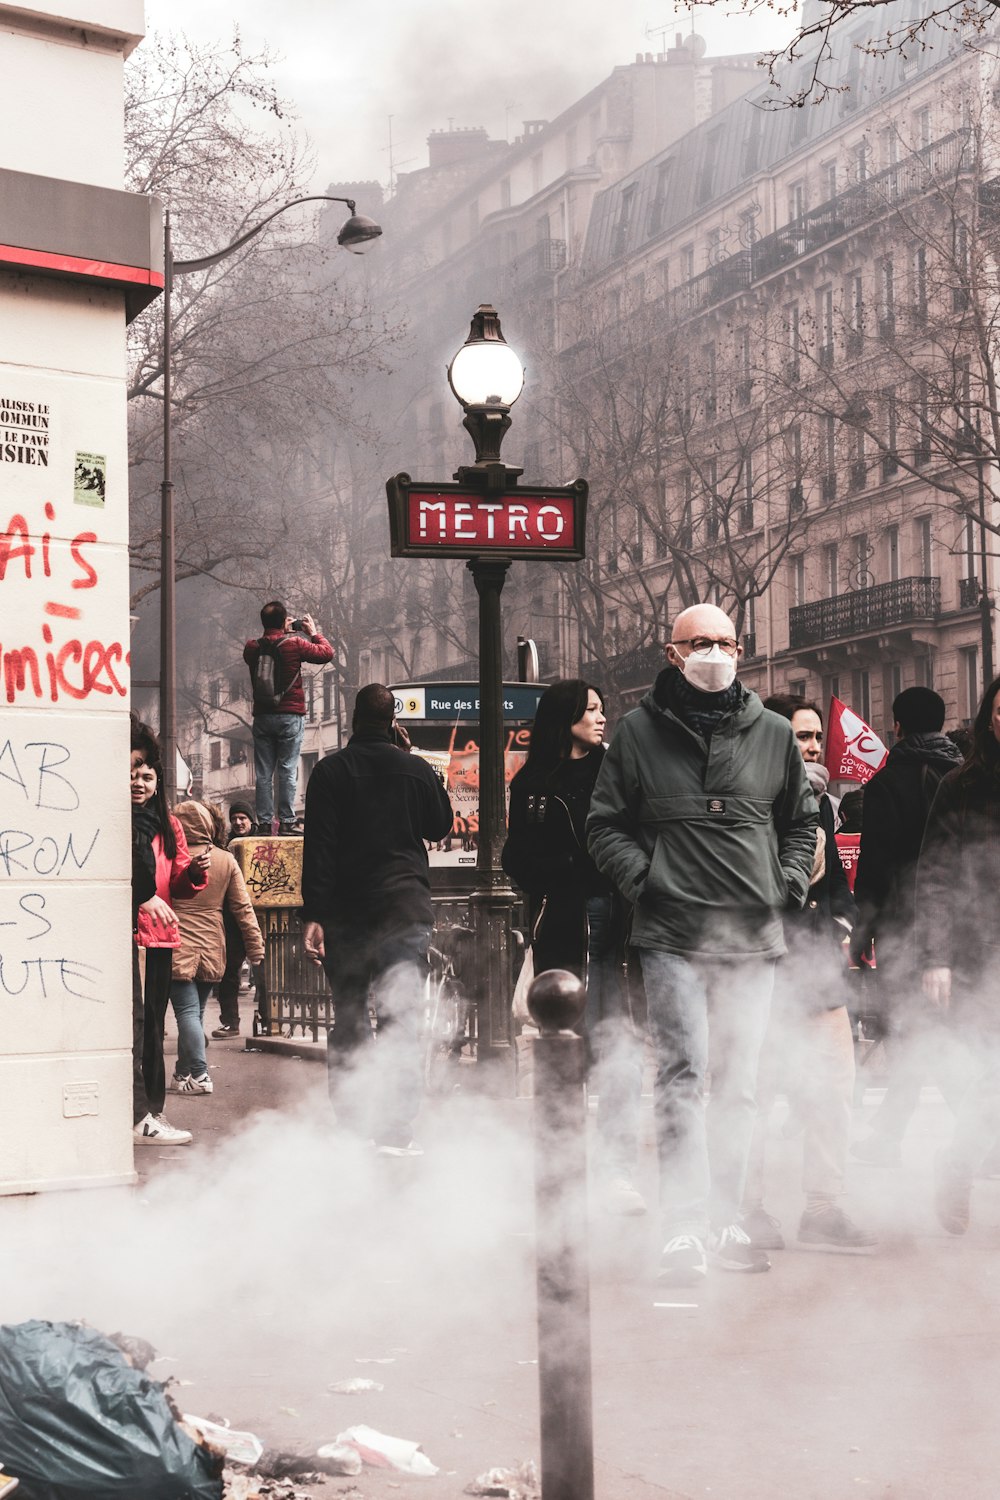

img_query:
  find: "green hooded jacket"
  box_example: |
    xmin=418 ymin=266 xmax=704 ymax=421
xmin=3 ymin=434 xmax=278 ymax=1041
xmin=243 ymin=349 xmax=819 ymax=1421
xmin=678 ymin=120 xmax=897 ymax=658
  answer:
xmin=587 ymin=668 xmax=818 ymax=960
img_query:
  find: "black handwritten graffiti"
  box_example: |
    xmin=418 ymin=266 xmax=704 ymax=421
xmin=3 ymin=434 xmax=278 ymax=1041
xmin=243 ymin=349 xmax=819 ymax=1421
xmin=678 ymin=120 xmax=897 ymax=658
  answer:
xmin=247 ymin=841 xmax=297 ymax=899
xmin=0 ymin=955 xmax=101 ymax=1001
xmin=0 ymin=828 xmax=100 ymax=877
xmin=0 ymin=739 xmax=80 ymax=810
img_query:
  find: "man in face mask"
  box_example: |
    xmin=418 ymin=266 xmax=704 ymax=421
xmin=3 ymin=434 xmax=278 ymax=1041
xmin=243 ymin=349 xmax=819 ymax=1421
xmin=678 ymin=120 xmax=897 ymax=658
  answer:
xmin=587 ymin=603 xmax=819 ymax=1286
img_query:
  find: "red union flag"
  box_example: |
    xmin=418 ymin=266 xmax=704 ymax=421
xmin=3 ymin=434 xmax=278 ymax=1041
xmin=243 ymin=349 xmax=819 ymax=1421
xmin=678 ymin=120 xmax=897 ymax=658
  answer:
xmin=386 ymin=474 xmax=588 ymax=560
xmin=824 ymin=696 xmax=889 ymax=784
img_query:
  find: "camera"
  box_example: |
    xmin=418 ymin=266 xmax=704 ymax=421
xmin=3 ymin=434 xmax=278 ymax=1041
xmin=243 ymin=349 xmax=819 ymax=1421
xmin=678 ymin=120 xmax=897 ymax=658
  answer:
xmin=290 ymin=618 xmax=307 ymax=633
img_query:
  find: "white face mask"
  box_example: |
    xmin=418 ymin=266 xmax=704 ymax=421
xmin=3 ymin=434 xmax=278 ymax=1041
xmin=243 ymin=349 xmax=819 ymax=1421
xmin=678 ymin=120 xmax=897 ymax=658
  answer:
xmin=675 ymin=645 xmax=737 ymax=694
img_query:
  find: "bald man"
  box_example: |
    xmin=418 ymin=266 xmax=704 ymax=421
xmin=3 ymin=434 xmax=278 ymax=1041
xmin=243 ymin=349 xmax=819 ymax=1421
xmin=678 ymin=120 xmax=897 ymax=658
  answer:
xmin=588 ymin=604 xmax=818 ymax=1285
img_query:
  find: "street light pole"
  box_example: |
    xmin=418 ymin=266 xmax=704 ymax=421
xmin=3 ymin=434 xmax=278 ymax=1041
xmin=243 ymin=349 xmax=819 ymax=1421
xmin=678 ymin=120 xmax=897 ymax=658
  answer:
xmin=157 ymin=195 xmax=381 ymax=802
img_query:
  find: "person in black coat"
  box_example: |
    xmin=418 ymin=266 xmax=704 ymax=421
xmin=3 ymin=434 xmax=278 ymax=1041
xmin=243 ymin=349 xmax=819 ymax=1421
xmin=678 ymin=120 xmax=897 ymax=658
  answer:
xmin=301 ymin=684 xmax=454 ymax=1155
xmin=916 ymin=675 xmax=1000 ymax=1233
xmin=849 ymin=687 xmax=964 ymax=1165
xmin=742 ymin=696 xmax=875 ymax=1254
xmin=502 ymin=680 xmax=645 ymax=1215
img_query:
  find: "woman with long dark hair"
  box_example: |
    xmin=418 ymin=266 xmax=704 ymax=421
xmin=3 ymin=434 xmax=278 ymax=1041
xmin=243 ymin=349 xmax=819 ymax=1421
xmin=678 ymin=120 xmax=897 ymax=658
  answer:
xmin=131 ymin=721 xmax=209 ymax=1145
xmin=502 ymin=679 xmax=645 ymax=1214
xmin=917 ymin=672 xmax=1000 ymax=1233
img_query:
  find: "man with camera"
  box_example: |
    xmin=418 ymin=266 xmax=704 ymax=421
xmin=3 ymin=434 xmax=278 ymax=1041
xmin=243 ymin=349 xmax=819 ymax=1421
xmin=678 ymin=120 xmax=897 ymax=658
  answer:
xmin=244 ymin=600 xmax=334 ymax=834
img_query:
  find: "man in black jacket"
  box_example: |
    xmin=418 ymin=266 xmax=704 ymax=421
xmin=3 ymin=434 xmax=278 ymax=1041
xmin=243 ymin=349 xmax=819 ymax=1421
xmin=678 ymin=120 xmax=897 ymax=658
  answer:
xmin=850 ymin=686 xmax=964 ymax=1165
xmin=301 ymin=684 xmax=454 ymax=1154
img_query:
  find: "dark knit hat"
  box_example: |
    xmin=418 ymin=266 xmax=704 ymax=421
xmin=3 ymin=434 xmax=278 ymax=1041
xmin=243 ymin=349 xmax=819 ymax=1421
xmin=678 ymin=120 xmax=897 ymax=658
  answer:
xmin=229 ymin=801 xmax=254 ymax=823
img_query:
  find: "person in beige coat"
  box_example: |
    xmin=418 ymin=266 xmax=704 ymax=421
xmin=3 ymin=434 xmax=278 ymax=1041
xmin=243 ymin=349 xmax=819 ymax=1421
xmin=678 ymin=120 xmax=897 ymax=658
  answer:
xmin=167 ymin=800 xmax=265 ymax=1095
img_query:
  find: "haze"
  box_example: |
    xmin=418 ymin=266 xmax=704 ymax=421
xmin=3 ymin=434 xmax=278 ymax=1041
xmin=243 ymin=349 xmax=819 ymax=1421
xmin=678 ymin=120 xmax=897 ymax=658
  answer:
xmin=142 ymin=0 xmax=793 ymax=189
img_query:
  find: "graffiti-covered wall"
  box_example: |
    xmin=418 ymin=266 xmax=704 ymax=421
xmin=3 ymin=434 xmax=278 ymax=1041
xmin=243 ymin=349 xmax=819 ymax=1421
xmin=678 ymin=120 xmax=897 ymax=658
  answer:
xmin=0 ymin=1 xmax=159 ymax=1193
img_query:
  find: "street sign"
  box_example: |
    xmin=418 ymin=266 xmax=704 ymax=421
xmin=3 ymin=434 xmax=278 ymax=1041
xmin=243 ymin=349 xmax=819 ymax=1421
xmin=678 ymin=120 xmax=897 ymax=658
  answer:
xmin=386 ymin=473 xmax=588 ymax=560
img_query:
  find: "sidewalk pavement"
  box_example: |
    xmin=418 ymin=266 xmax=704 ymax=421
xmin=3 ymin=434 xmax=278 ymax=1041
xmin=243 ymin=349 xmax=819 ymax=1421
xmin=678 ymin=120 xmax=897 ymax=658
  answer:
xmin=4 ymin=990 xmax=1000 ymax=1499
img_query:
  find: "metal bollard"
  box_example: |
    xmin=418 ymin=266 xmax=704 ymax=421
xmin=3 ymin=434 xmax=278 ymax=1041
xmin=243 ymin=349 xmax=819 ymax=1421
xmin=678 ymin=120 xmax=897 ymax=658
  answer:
xmin=528 ymin=969 xmax=595 ymax=1500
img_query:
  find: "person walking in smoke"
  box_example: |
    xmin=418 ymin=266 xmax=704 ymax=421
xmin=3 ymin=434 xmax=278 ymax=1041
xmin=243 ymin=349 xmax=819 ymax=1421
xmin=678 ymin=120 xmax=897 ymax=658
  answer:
xmin=300 ymin=684 xmax=454 ymax=1155
xmin=741 ymin=695 xmax=876 ymax=1254
xmin=502 ymin=680 xmax=646 ymax=1216
xmin=849 ymin=688 xmax=964 ymax=1166
xmin=588 ymin=604 xmax=818 ymax=1285
xmin=916 ymin=675 xmax=1000 ymax=1235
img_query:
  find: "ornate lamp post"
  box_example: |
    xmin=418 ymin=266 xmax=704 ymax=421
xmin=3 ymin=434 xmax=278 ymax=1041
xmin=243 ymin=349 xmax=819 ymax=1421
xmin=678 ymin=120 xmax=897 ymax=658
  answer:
xmin=159 ymin=196 xmax=381 ymax=799
xmin=387 ymin=305 xmax=588 ymax=1076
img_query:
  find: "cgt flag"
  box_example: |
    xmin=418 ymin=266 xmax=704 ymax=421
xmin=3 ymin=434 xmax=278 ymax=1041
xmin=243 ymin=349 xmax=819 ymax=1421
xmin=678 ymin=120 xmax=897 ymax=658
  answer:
xmin=824 ymin=696 xmax=889 ymax=784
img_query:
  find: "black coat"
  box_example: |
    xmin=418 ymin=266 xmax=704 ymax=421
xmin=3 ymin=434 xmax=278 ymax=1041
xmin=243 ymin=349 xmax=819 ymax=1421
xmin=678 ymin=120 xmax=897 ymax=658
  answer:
xmin=853 ymin=732 xmax=963 ymax=962
xmin=502 ymin=750 xmax=612 ymax=978
xmin=915 ymin=766 xmax=1000 ymax=988
xmin=301 ymin=730 xmax=454 ymax=934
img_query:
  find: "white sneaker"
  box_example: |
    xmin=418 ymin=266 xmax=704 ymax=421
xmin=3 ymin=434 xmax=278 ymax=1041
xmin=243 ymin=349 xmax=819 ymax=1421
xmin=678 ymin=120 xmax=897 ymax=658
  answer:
xmin=601 ymin=1176 xmax=648 ymax=1216
xmin=133 ymin=1113 xmax=192 ymax=1146
xmin=375 ymin=1140 xmax=424 ymax=1157
xmin=172 ymin=1073 xmax=213 ymax=1095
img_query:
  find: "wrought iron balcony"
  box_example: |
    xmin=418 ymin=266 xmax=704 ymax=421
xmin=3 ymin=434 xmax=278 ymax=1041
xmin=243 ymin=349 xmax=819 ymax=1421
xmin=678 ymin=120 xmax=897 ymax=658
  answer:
xmin=789 ymin=576 xmax=941 ymax=649
xmin=959 ymin=576 xmax=980 ymax=608
xmin=665 ymin=131 xmax=968 ymax=321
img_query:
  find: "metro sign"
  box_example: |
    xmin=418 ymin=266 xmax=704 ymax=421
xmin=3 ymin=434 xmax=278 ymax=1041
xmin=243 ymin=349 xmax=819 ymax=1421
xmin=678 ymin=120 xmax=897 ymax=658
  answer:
xmin=386 ymin=473 xmax=588 ymax=560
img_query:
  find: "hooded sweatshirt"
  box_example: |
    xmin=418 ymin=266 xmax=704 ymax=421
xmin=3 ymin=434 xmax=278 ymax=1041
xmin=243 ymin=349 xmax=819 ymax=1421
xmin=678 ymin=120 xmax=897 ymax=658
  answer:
xmin=854 ymin=730 xmax=964 ymax=948
xmin=170 ymin=801 xmax=264 ymax=982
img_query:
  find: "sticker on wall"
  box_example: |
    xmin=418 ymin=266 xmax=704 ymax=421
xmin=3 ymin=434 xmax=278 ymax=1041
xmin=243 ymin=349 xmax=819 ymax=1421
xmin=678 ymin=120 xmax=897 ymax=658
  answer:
xmin=73 ymin=452 xmax=106 ymax=507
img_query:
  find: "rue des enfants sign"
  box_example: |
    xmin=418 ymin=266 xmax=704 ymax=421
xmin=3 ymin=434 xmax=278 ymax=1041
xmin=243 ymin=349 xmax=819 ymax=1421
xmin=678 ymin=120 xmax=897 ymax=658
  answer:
xmin=386 ymin=473 xmax=588 ymax=561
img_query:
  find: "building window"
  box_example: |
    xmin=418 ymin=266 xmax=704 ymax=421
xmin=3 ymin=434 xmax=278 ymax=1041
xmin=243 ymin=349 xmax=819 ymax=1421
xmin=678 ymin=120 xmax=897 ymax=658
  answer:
xmin=785 ymin=302 xmax=801 ymax=380
xmin=886 ymin=524 xmax=900 ymax=582
xmin=917 ymin=515 xmax=932 ymax=576
xmin=817 ymin=285 xmax=834 ymax=365
xmin=209 ymin=740 xmax=221 ymax=772
xmin=878 ymin=257 xmax=895 ymax=336
xmin=787 ymin=179 xmax=806 ymax=222
xmin=853 ymin=532 xmax=872 ymax=588
xmin=824 ymin=542 xmax=840 ymax=597
xmin=960 ymin=645 xmax=979 ymax=719
xmin=229 ymin=676 xmax=243 ymax=702
xmin=821 ymin=159 xmax=837 ymax=199
xmin=823 ymin=414 xmax=837 ymax=498
xmin=913 ymin=245 xmax=928 ymax=322
xmin=790 ymin=554 xmax=806 ymax=607
xmin=914 ymin=105 xmax=932 ymax=149
xmin=209 ymin=679 xmax=221 ymax=709
xmin=789 ymin=678 xmax=807 ymax=698
xmin=614 ymin=184 xmax=636 ymax=256
xmin=648 ymin=160 xmax=673 ymax=236
xmin=853 ymin=668 xmax=872 ymax=723
xmin=322 ymin=673 xmax=335 ymax=720
xmin=703 ymin=343 xmax=717 ymax=418
xmin=915 ymin=655 xmax=933 ymax=688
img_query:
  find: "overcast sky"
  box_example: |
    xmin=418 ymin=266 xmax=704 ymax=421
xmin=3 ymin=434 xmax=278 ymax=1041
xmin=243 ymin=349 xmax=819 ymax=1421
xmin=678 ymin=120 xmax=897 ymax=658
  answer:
xmin=142 ymin=0 xmax=792 ymax=193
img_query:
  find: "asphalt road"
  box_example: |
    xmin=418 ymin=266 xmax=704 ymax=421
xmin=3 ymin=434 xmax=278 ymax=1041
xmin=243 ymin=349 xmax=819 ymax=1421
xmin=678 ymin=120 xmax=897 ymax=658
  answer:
xmin=4 ymin=995 xmax=1000 ymax=1499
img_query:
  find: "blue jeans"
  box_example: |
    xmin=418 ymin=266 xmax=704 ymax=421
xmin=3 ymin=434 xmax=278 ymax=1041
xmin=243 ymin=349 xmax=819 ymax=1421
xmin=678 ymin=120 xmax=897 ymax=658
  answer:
xmin=586 ymin=895 xmax=643 ymax=1176
xmin=321 ymin=922 xmax=431 ymax=1147
xmin=170 ymin=978 xmax=214 ymax=1079
xmin=639 ymin=950 xmax=774 ymax=1237
xmin=253 ymin=712 xmax=306 ymax=825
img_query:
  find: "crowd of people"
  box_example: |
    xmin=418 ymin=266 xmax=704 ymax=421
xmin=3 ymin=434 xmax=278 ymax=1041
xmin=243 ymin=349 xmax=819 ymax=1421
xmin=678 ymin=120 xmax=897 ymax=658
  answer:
xmin=128 ymin=593 xmax=1000 ymax=1280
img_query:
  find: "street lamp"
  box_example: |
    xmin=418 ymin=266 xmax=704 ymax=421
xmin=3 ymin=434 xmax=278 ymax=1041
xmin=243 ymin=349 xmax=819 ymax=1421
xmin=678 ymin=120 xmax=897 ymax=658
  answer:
xmin=158 ymin=195 xmax=381 ymax=799
xmin=447 ymin=307 xmax=524 ymax=1072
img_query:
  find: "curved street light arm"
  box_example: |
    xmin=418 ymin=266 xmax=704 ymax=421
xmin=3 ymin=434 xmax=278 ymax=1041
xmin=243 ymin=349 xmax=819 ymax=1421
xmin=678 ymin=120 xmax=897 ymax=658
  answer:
xmin=172 ymin=195 xmax=357 ymax=275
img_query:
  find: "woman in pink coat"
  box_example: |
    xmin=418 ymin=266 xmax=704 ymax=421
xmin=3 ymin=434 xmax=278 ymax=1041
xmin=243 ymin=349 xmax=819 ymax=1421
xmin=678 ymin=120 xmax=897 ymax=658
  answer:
xmin=131 ymin=740 xmax=208 ymax=1144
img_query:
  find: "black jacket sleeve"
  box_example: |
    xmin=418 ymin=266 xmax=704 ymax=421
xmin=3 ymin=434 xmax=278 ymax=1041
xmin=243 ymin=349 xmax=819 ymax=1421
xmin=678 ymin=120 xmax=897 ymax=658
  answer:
xmin=300 ymin=758 xmax=342 ymax=924
xmin=501 ymin=773 xmax=577 ymax=897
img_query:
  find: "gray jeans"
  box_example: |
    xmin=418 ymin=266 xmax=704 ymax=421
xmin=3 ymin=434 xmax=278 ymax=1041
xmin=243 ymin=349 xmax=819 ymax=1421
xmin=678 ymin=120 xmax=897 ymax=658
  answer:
xmin=640 ymin=949 xmax=774 ymax=1237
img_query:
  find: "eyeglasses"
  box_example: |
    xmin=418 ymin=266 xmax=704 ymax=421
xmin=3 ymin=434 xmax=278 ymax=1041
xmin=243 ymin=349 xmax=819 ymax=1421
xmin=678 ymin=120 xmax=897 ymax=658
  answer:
xmin=673 ymin=637 xmax=740 ymax=657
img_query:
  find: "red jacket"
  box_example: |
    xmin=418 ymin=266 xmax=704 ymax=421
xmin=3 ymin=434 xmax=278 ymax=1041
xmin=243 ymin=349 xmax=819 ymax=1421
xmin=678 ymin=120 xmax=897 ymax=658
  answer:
xmin=134 ymin=815 xmax=208 ymax=949
xmin=243 ymin=629 xmax=335 ymax=716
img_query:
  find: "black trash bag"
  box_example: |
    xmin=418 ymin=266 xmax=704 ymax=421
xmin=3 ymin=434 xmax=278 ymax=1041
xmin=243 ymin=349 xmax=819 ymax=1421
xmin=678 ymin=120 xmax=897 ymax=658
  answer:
xmin=0 ymin=1320 xmax=222 ymax=1500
